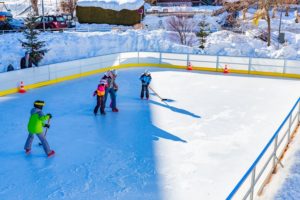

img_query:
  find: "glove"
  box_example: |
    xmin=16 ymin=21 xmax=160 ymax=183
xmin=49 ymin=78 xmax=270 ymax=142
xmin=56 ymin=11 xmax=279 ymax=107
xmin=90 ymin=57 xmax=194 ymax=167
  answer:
xmin=47 ymin=113 xmax=52 ymax=119
xmin=44 ymin=124 xmax=50 ymax=128
xmin=93 ymin=91 xmax=97 ymax=96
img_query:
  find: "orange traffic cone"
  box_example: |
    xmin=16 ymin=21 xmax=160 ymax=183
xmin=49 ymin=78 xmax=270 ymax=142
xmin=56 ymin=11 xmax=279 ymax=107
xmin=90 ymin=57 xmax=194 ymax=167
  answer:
xmin=187 ymin=61 xmax=192 ymax=70
xmin=223 ymin=65 xmax=229 ymax=74
xmin=19 ymin=81 xmax=26 ymax=93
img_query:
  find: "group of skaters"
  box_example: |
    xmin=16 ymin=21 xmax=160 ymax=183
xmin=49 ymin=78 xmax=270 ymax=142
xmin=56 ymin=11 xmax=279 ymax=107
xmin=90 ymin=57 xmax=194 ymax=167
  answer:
xmin=24 ymin=69 xmax=152 ymax=157
xmin=93 ymin=69 xmax=152 ymax=115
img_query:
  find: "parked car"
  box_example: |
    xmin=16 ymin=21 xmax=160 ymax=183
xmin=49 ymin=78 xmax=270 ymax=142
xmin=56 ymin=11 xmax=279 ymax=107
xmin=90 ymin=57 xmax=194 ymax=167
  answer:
xmin=0 ymin=11 xmax=24 ymax=30
xmin=34 ymin=15 xmax=68 ymax=30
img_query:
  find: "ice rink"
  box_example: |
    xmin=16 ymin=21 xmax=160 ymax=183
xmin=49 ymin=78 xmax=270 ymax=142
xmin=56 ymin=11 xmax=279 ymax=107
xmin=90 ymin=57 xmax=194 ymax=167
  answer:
xmin=0 ymin=68 xmax=299 ymax=200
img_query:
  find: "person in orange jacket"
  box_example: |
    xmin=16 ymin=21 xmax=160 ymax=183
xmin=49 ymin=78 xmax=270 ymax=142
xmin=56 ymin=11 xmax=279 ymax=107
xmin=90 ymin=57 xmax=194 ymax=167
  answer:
xmin=93 ymin=79 xmax=107 ymax=115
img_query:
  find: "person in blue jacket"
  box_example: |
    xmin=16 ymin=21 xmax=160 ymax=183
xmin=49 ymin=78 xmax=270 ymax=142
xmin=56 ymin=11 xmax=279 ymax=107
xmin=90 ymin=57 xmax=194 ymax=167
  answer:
xmin=139 ymin=70 xmax=152 ymax=100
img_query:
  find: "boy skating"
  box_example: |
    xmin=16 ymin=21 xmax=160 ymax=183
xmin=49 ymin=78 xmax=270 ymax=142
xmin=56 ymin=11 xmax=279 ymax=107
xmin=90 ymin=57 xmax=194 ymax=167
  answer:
xmin=140 ymin=70 xmax=152 ymax=100
xmin=24 ymin=100 xmax=55 ymax=157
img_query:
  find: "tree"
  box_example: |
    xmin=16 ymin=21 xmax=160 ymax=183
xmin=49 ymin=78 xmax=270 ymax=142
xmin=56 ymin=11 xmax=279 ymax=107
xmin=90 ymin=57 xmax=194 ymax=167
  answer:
xmin=166 ymin=16 xmax=197 ymax=47
xmin=259 ymin=0 xmax=272 ymax=46
xmin=60 ymin=0 xmax=77 ymax=18
xmin=31 ymin=0 xmax=39 ymax=16
xmin=19 ymin=14 xmax=48 ymax=65
xmin=197 ymin=16 xmax=209 ymax=49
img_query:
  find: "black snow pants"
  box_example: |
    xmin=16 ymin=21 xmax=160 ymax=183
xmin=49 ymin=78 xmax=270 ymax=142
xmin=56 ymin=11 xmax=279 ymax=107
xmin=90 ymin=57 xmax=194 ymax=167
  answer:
xmin=140 ymin=84 xmax=149 ymax=99
xmin=94 ymin=96 xmax=105 ymax=114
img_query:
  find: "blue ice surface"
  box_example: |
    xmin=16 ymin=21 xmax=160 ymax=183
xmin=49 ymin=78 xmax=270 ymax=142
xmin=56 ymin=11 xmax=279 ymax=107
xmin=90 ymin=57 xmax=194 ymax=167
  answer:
xmin=0 ymin=68 xmax=187 ymax=200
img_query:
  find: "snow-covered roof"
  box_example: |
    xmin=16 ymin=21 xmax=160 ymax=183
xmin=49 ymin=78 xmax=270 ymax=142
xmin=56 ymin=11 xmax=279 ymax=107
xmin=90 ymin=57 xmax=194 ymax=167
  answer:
xmin=77 ymin=0 xmax=145 ymax=11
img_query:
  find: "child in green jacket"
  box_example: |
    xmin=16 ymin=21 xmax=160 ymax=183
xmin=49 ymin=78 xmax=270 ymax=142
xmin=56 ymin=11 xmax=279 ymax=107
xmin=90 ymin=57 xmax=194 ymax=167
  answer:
xmin=24 ymin=100 xmax=55 ymax=157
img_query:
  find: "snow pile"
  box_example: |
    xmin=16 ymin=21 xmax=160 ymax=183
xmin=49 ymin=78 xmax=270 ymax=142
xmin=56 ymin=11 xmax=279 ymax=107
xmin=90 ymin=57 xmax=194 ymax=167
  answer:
xmin=77 ymin=0 xmax=145 ymax=11
xmin=146 ymin=5 xmax=222 ymax=13
xmin=1 ymin=5 xmax=300 ymax=72
xmin=205 ymin=30 xmax=267 ymax=56
xmin=75 ymin=22 xmax=130 ymax=30
xmin=143 ymin=14 xmax=223 ymax=32
xmin=0 ymin=30 xmax=195 ymax=72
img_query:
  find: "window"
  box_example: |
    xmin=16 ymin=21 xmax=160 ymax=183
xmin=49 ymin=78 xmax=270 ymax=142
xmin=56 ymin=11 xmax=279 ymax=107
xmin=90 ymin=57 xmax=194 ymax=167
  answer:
xmin=35 ymin=17 xmax=42 ymax=22
xmin=48 ymin=17 xmax=54 ymax=22
xmin=56 ymin=16 xmax=65 ymax=22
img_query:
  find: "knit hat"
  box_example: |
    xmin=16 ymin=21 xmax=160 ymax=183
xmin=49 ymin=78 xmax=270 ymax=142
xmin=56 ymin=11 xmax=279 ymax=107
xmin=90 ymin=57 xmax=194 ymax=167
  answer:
xmin=34 ymin=100 xmax=45 ymax=109
xmin=100 ymin=79 xmax=107 ymax=85
xmin=111 ymin=69 xmax=117 ymax=76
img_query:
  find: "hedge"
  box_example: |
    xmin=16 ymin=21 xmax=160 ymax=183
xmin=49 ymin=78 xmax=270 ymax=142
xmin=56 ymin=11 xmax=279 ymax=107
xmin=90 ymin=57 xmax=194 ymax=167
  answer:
xmin=76 ymin=6 xmax=144 ymax=25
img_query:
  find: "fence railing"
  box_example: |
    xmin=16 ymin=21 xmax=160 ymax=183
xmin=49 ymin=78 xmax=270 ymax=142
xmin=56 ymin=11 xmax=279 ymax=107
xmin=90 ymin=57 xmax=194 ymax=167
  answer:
xmin=226 ymin=97 xmax=300 ymax=200
xmin=1 ymin=51 xmax=300 ymax=93
xmin=2 ymin=51 xmax=300 ymax=76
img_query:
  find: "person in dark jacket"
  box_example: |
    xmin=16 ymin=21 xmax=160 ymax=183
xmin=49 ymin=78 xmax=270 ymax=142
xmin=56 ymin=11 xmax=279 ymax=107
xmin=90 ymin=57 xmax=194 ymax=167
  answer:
xmin=20 ymin=52 xmax=37 ymax=69
xmin=102 ymin=69 xmax=119 ymax=112
xmin=7 ymin=64 xmax=14 ymax=72
xmin=140 ymin=70 xmax=152 ymax=100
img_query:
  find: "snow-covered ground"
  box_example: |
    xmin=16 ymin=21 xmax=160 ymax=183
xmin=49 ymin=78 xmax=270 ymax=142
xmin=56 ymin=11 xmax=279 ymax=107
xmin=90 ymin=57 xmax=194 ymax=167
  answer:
xmin=0 ymin=68 xmax=299 ymax=200
xmin=1 ymin=7 xmax=300 ymax=72
xmin=260 ymin=127 xmax=300 ymax=200
xmin=1 ymin=2 xmax=300 ymax=71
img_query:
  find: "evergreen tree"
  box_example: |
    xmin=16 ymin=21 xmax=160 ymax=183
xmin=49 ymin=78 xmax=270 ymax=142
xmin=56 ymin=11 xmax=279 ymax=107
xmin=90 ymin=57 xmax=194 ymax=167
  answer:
xmin=197 ymin=17 xmax=210 ymax=49
xmin=19 ymin=14 xmax=48 ymax=65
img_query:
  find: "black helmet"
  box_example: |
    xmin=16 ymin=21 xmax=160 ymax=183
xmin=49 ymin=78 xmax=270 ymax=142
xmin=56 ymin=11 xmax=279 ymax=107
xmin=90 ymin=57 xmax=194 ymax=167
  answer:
xmin=34 ymin=100 xmax=45 ymax=109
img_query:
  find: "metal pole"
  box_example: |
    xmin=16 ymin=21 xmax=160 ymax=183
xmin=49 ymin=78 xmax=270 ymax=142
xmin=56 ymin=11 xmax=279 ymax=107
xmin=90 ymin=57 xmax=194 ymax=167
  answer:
xmin=42 ymin=0 xmax=45 ymax=31
xmin=298 ymin=100 xmax=300 ymax=123
xmin=159 ymin=52 xmax=162 ymax=64
xmin=283 ymin=59 xmax=287 ymax=75
xmin=250 ymin=167 xmax=256 ymax=200
xmin=216 ymin=55 xmax=219 ymax=72
xmin=288 ymin=114 xmax=292 ymax=142
xmin=56 ymin=0 xmax=58 ymax=13
xmin=278 ymin=6 xmax=283 ymax=35
xmin=248 ymin=57 xmax=252 ymax=74
xmin=273 ymin=135 xmax=278 ymax=170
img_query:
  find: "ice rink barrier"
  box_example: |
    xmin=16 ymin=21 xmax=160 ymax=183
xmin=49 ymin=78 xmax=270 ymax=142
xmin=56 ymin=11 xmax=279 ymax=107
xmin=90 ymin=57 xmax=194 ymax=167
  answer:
xmin=1 ymin=51 xmax=300 ymax=96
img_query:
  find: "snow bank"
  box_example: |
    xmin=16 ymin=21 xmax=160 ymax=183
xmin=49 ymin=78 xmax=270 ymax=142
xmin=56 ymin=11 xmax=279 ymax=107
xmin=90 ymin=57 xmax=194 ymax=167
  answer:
xmin=0 ymin=30 xmax=195 ymax=72
xmin=205 ymin=30 xmax=300 ymax=59
xmin=143 ymin=14 xmax=223 ymax=32
xmin=146 ymin=5 xmax=222 ymax=13
xmin=77 ymin=0 xmax=145 ymax=11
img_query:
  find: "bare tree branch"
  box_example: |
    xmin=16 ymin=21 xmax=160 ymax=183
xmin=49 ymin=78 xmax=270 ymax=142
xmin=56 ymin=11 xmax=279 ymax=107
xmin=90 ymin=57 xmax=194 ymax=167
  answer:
xmin=166 ymin=16 xmax=197 ymax=47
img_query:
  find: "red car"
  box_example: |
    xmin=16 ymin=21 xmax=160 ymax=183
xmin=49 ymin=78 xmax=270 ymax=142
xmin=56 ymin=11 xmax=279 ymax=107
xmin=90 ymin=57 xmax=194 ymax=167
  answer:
xmin=34 ymin=15 xmax=68 ymax=30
